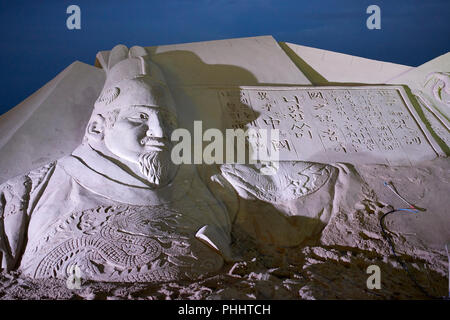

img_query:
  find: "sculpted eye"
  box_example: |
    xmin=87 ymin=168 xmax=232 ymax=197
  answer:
xmin=127 ymin=112 xmax=149 ymax=123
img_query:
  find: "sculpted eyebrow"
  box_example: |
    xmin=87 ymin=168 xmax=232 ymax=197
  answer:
xmin=130 ymin=105 xmax=159 ymax=110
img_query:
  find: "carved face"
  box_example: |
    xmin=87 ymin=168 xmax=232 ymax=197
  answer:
xmin=103 ymin=105 xmax=178 ymax=186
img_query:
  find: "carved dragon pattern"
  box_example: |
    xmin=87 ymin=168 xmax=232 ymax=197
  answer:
xmin=27 ymin=205 xmax=223 ymax=282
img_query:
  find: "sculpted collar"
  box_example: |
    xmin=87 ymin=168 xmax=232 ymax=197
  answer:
xmin=58 ymin=144 xmax=194 ymax=205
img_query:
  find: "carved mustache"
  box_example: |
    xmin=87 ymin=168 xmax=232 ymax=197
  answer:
xmin=139 ymin=137 xmax=170 ymax=149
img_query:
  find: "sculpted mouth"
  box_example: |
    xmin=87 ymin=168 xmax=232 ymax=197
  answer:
xmin=140 ymin=138 xmax=168 ymax=150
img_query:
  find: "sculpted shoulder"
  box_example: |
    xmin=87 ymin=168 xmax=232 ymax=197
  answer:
xmin=0 ymin=161 xmax=56 ymax=218
xmin=0 ymin=161 xmax=56 ymax=270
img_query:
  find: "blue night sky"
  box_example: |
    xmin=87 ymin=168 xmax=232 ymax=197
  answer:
xmin=0 ymin=0 xmax=449 ymax=115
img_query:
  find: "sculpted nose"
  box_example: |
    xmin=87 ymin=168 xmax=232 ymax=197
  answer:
xmin=145 ymin=115 xmax=165 ymax=138
xmin=146 ymin=126 xmax=164 ymax=138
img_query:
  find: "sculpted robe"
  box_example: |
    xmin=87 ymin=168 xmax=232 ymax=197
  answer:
xmin=1 ymin=144 xmax=358 ymax=282
xmin=0 ymin=144 xmax=232 ymax=282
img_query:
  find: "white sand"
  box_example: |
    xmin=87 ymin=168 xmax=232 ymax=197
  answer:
xmin=1 ymin=158 xmax=448 ymax=300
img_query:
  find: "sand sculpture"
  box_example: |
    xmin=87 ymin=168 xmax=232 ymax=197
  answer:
xmin=0 ymin=37 xmax=448 ymax=299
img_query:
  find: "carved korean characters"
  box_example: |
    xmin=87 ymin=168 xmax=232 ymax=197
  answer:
xmin=218 ymin=87 xmax=439 ymax=165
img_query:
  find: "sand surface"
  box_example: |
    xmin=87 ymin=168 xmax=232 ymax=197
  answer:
xmin=1 ymin=158 xmax=448 ymax=300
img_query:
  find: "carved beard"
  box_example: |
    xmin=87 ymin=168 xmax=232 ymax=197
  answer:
xmin=138 ymin=151 xmax=175 ymax=187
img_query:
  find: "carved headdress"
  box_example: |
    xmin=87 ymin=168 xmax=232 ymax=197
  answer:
xmin=94 ymin=45 xmax=177 ymax=115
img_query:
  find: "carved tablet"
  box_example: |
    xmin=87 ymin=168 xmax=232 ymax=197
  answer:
xmin=204 ymin=85 xmax=445 ymax=165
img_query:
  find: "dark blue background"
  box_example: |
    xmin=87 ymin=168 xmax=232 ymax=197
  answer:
xmin=0 ymin=0 xmax=449 ymax=115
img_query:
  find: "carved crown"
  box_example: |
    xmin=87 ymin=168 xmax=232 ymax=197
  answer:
xmin=94 ymin=45 xmax=177 ymax=115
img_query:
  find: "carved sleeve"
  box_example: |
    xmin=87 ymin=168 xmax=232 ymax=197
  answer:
xmin=217 ymin=161 xmax=336 ymax=204
xmin=0 ymin=162 xmax=55 ymax=271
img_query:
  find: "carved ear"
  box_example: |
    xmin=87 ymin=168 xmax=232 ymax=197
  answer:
xmin=86 ymin=114 xmax=106 ymax=141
